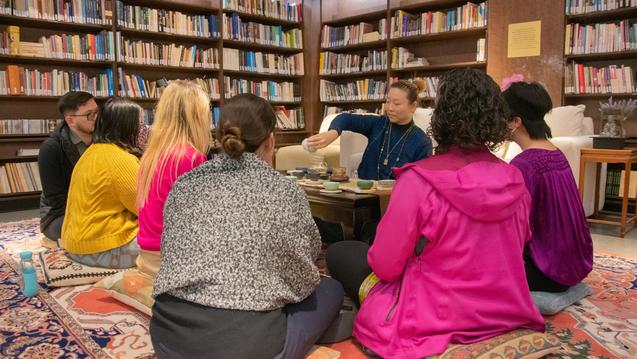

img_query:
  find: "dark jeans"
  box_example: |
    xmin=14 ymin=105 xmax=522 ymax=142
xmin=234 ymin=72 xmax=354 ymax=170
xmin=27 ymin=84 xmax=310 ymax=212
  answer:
xmin=151 ymin=277 xmax=344 ymax=359
xmin=326 ymin=241 xmax=372 ymax=307
xmin=41 ymin=215 xmax=63 ymax=241
xmin=525 ymin=258 xmax=569 ymax=293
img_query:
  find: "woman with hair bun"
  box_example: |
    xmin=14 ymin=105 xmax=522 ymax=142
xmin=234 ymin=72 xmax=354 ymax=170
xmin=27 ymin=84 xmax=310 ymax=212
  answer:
xmin=306 ymin=80 xmax=433 ymax=179
xmin=150 ymin=94 xmax=344 ymax=359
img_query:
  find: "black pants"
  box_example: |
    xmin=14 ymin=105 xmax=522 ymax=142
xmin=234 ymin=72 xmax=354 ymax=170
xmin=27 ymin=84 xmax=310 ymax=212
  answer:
xmin=151 ymin=277 xmax=344 ymax=359
xmin=524 ymin=257 xmax=569 ymax=293
xmin=326 ymin=241 xmax=371 ymax=307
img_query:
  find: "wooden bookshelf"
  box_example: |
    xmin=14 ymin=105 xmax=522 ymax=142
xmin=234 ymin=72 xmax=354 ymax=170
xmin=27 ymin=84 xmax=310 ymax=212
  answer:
xmin=390 ymin=61 xmax=486 ymax=73
xmin=390 ymin=26 xmax=487 ymax=45
xmin=317 ymin=0 xmax=488 ymax=129
xmin=117 ymin=27 xmax=220 ymax=44
xmin=565 ymin=6 xmax=637 ymax=23
xmin=0 ymin=0 xmax=315 ymax=207
xmin=562 ymin=5 xmax=637 ymax=134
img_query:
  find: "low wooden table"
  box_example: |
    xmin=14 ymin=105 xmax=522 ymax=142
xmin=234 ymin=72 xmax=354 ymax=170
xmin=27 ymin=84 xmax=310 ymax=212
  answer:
xmin=301 ymin=183 xmax=393 ymax=242
xmin=579 ymin=148 xmax=637 ymax=237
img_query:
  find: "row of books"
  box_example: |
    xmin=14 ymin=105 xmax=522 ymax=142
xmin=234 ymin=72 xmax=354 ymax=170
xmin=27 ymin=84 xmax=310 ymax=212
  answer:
xmin=391 ymin=47 xmax=428 ymax=69
xmin=118 ymin=69 xmax=220 ymax=100
xmin=391 ymin=2 xmax=487 ymax=38
xmin=0 ymin=162 xmax=42 ymax=194
xmin=565 ymin=21 xmax=637 ymax=55
xmin=321 ymin=20 xmax=387 ymax=48
xmin=8 ymin=0 xmax=112 ymax=25
xmin=223 ymin=0 xmax=303 ymax=23
xmin=319 ymin=50 xmax=387 ymax=75
xmin=224 ymin=77 xmax=300 ymax=102
xmin=274 ymin=106 xmax=304 ymax=130
xmin=320 ymin=79 xmax=387 ymax=102
xmin=117 ymin=1 xmax=219 ymax=38
xmin=565 ymin=0 xmax=637 ymax=15
xmin=0 ymin=26 xmax=115 ymax=61
xmin=116 ymin=34 xmax=220 ymax=68
xmin=0 ymin=119 xmax=61 ymax=134
xmin=564 ymin=62 xmax=636 ymax=94
xmin=390 ymin=76 xmax=440 ymax=98
xmin=605 ymin=168 xmax=624 ymax=197
xmin=222 ymin=13 xmax=303 ymax=48
xmin=0 ymin=65 xmax=114 ymax=96
xmin=223 ymin=48 xmax=303 ymax=75
xmin=476 ymin=38 xmax=486 ymax=62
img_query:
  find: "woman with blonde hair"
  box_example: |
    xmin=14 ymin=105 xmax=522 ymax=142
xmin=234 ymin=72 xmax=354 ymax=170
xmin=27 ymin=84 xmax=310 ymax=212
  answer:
xmin=136 ymin=80 xmax=211 ymax=277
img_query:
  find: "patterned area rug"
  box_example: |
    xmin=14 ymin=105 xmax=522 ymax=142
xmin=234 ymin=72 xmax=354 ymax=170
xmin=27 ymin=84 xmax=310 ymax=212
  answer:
xmin=1 ymin=219 xmax=636 ymax=358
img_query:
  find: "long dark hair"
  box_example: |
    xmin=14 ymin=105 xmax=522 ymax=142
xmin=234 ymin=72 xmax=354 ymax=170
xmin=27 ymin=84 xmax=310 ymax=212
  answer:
xmin=216 ymin=94 xmax=276 ymax=159
xmin=93 ymin=97 xmax=142 ymax=155
xmin=431 ymin=69 xmax=510 ymax=154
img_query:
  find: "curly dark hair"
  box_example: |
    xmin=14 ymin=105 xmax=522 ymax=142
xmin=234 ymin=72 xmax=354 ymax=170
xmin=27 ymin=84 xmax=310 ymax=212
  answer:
xmin=430 ymin=69 xmax=510 ymax=154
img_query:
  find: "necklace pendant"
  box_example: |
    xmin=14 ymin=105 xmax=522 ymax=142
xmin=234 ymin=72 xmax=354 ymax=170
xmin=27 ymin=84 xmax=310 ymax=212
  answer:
xmin=383 ymin=158 xmax=388 ymax=166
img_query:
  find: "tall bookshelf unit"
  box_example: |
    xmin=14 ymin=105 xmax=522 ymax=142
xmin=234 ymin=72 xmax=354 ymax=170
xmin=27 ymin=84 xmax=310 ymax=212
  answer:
xmin=316 ymin=0 xmax=489 ymax=132
xmin=563 ymin=3 xmax=637 ymax=131
xmin=563 ymin=2 xmax=637 ymax=210
xmin=0 ymin=0 xmax=311 ymax=209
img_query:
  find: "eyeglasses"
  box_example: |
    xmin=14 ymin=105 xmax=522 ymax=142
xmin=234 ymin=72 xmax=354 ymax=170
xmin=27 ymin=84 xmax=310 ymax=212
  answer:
xmin=68 ymin=111 xmax=98 ymax=121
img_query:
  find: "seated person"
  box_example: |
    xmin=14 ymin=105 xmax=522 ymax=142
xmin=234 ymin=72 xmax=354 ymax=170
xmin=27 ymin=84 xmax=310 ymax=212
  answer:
xmin=150 ymin=94 xmax=343 ymax=359
xmin=503 ymin=79 xmax=593 ymax=292
xmin=306 ymin=80 xmax=433 ymax=179
xmin=38 ymin=91 xmax=97 ymax=243
xmin=61 ymin=98 xmax=142 ymax=269
xmin=136 ymin=80 xmax=210 ymax=278
xmin=326 ymin=69 xmax=545 ymax=358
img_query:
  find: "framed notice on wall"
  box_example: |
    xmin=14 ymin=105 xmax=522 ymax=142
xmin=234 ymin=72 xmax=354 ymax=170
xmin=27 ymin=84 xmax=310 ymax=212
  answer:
xmin=507 ymin=20 xmax=541 ymax=58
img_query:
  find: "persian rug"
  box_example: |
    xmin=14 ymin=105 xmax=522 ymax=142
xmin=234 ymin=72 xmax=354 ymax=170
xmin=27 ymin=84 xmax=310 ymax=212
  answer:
xmin=1 ymin=219 xmax=636 ymax=358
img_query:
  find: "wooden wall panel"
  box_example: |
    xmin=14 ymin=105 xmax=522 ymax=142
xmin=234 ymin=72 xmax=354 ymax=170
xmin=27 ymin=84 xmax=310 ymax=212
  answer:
xmin=486 ymin=0 xmax=565 ymax=106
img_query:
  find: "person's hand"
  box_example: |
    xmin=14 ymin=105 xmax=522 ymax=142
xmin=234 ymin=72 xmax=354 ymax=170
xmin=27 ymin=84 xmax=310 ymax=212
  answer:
xmin=306 ymin=130 xmax=339 ymax=149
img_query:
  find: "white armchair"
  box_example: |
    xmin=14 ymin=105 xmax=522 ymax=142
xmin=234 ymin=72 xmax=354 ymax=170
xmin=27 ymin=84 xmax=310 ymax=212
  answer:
xmin=274 ymin=114 xmax=341 ymax=171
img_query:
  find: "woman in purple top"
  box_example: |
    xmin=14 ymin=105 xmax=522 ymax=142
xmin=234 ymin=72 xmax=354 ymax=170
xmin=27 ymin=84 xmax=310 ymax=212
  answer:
xmin=503 ymin=79 xmax=593 ymax=292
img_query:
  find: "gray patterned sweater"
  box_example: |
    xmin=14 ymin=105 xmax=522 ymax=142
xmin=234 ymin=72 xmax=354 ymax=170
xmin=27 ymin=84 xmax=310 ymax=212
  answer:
xmin=153 ymin=152 xmax=321 ymax=311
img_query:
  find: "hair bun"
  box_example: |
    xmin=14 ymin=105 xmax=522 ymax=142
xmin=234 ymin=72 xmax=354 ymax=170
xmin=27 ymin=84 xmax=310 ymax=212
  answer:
xmin=221 ymin=126 xmax=246 ymax=159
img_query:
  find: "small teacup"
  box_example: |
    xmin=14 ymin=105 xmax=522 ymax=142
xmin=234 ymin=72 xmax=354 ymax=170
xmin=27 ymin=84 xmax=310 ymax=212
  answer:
xmin=323 ymin=181 xmax=339 ymax=191
xmin=289 ymin=170 xmax=305 ymax=180
xmin=357 ymin=180 xmax=374 ymax=190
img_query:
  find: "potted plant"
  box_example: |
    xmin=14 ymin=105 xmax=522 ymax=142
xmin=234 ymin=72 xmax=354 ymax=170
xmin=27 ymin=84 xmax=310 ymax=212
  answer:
xmin=594 ymin=97 xmax=637 ymax=149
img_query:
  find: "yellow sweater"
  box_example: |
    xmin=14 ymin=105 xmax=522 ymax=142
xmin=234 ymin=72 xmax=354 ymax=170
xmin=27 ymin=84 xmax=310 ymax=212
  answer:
xmin=61 ymin=143 xmax=139 ymax=255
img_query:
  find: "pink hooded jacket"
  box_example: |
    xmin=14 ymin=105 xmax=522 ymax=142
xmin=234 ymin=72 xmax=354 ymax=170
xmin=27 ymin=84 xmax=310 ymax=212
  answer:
xmin=353 ymin=147 xmax=545 ymax=358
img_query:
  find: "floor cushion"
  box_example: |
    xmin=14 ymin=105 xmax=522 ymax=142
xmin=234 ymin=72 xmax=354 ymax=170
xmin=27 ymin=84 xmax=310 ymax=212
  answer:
xmin=430 ymin=329 xmax=561 ymax=359
xmin=531 ymin=282 xmax=593 ymax=315
xmin=94 ymin=269 xmax=154 ymax=316
xmin=38 ymin=248 xmax=123 ymax=287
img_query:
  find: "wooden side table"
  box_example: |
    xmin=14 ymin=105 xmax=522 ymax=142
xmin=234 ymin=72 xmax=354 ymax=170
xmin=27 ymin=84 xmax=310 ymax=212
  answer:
xmin=579 ymin=148 xmax=637 ymax=237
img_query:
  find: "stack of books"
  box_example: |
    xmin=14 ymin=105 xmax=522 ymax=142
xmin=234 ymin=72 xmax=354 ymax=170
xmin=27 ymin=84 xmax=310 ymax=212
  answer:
xmin=0 ymin=66 xmax=114 ymax=96
xmin=117 ymin=1 xmax=219 ymax=38
xmin=223 ymin=13 xmax=303 ymax=48
xmin=223 ymin=48 xmax=304 ymax=75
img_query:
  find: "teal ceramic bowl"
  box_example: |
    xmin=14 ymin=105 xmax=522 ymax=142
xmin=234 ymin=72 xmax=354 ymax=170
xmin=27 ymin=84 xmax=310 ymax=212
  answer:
xmin=323 ymin=181 xmax=339 ymax=191
xmin=285 ymin=175 xmax=298 ymax=181
xmin=357 ymin=180 xmax=374 ymax=190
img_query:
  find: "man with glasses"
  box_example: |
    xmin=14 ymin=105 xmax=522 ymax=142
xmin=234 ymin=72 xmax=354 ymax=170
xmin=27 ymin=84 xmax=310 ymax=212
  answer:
xmin=38 ymin=91 xmax=98 ymax=246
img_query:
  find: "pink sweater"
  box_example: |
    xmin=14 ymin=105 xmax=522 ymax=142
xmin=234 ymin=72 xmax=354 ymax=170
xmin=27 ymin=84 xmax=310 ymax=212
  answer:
xmin=137 ymin=145 xmax=206 ymax=251
xmin=354 ymin=147 xmax=545 ymax=358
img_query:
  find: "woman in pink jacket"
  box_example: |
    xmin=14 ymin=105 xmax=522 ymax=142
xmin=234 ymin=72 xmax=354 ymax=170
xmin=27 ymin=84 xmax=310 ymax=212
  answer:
xmin=326 ymin=69 xmax=545 ymax=359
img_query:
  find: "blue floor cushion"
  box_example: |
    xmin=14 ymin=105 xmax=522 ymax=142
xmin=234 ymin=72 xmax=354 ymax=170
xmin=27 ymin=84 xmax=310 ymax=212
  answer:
xmin=531 ymin=282 xmax=592 ymax=315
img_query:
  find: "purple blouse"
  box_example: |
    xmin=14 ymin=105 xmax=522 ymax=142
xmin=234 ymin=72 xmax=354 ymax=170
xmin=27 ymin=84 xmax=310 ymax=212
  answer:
xmin=511 ymin=149 xmax=593 ymax=286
